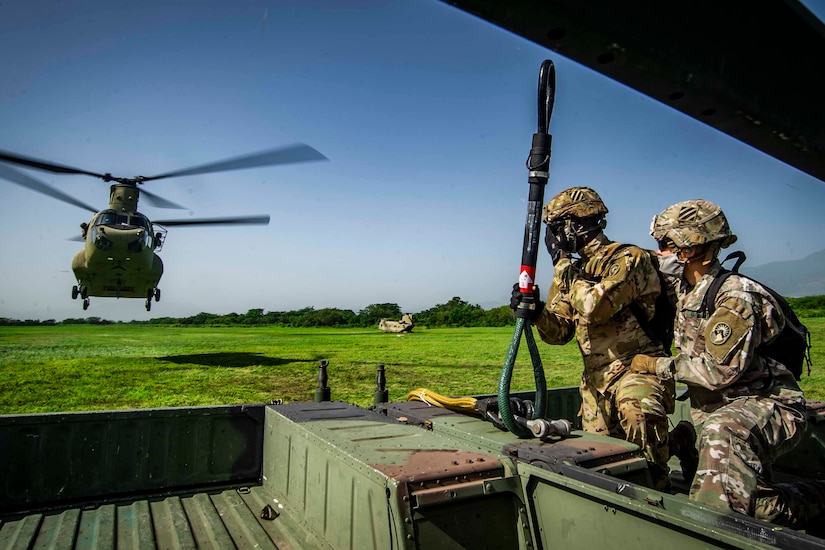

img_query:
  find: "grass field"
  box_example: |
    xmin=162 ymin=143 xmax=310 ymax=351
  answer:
xmin=2 ymin=320 xmax=824 ymax=414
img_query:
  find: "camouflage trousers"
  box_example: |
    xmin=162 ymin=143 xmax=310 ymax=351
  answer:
xmin=689 ymin=396 xmax=825 ymax=527
xmin=581 ymin=372 xmax=675 ymax=488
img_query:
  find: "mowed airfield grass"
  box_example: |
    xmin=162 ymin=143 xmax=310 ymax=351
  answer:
xmin=2 ymin=320 xmax=824 ymax=414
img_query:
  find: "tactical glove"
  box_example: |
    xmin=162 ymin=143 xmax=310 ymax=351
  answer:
xmin=510 ymin=283 xmax=544 ymax=321
xmin=629 ymin=354 xmax=659 ymax=374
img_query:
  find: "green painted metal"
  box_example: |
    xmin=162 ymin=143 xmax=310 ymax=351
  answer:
xmin=0 ymin=404 xmax=265 ymax=514
xmin=1 ymin=396 xmax=824 ymax=548
xmin=261 ymin=402 xmax=535 ymax=549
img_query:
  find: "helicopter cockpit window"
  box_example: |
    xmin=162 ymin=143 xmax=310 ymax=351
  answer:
xmin=96 ymin=210 xmax=152 ymax=229
xmin=131 ymin=213 xmax=152 ymax=230
xmin=96 ymin=210 xmax=118 ymax=226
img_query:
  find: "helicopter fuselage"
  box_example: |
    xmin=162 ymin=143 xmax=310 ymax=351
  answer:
xmin=72 ymin=209 xmax=163 ymax=304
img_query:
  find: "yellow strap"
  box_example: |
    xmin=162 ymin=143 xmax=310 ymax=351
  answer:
xmin=406 ymin=387 xmax=479 ymax=414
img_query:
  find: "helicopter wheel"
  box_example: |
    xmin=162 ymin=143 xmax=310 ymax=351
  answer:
xmin=72 ymin=286 xmax=79 ymax=300
xmin=145 ymin=299 xmax=152 ymax=312
xmin=80 ymin=285 xmax=88 ymax=299
xmin=154 ymin=288 xmax=161 ymax=302
xmin=82 ymin=298 xmax=90 ymax=311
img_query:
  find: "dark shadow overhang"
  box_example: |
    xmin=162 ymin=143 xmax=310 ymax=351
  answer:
xmin=443 ymin=0 xmax=825 ymax=183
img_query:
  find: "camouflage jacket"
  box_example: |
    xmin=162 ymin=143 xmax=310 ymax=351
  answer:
xmin=534 ymin=233 xmax=665 ymax=393
xmin=653 ymin=261 xmax=804 ymax=413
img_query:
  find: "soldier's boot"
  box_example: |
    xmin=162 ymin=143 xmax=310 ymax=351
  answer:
xmin=668 ymin=421 xmax=698 ymax=484
xmin=756 ymin=479 xmax=825 ymax=531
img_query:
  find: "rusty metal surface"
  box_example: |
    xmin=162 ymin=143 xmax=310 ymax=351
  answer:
xmin=371 ymin=448 xmax=502 ymax=484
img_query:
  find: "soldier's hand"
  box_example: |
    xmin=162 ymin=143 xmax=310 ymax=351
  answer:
xmin=629 ymin=354 xmax=659 ymax=374
xmin=510 ymin=283 xmax=544 ymax=321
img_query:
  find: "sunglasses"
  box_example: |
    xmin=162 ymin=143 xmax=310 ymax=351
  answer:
xmin=657 ymin=239 xmax=677 ymax=251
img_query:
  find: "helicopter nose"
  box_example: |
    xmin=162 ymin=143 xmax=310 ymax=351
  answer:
xmin=97 ymin=226 xmax=145 ymax=254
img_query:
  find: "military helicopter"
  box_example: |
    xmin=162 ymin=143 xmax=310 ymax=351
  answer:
xmin=0 ymin=144 xmax=327 ymax=311
xmin=378 ymin=313 xmax=415 ymax=333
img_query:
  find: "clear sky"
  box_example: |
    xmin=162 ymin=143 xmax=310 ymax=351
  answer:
xmin=2 ymin=0 xmax=824 ymax=323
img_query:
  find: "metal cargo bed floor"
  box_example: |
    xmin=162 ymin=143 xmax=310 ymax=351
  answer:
xmin=0 ymin=485 xmax=311 ymax=550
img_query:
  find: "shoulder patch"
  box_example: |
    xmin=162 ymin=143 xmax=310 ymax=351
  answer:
xmin=705 ymin=308 xmax=750 ymax=364
xmin=608 ymin=263 xmax=620 ymax=277
xmin=709 ymin=321 xmax=732 ymax=345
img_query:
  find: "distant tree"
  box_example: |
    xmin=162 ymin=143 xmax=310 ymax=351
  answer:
xmin=482 ymin=305 xmax=515 ymax=327
xmin=59 ymin=316 xmax=112 ymax=325
xmin=60 ymin=318 xmax=84 ymax=325
xmin=180 ymin=312 xmax=218 ymax=325
xmin=295 ymin=308 xmax=358 ymax=327
xmin=261 ymin=310 xmax=290 ymax=325
xmin=244 ymin=308 xmax=265 ymax=325
xmin=286 ymin=307 xmax=317 ymax=326
xmin=147 ymin=317 xmax=177 ymax=325
xmin=88 ymin=317 xmax=113 ymax=325
xmin=416 ymin=297 xmax=487 ymax=327
xmin=215 ymin=312 xmax=241 ymax=325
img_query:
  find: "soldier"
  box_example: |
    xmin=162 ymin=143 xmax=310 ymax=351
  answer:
xmin=511 ymin=186 xmax=690 ymax=491
xmin=631 ymin=199 xmax=825 ymax=527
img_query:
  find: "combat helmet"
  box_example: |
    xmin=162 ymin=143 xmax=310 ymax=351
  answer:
xmin=543 ymin=186 xmax=608 ymax=223
xmin=650 ymin=199 xmax=737 ymax=249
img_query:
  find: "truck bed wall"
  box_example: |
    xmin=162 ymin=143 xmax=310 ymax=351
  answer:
xmin=0 ymin=404 xmax=265 ymax=515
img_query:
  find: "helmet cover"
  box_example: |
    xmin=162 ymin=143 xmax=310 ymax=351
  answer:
xmin=650 ymin=199 xmax=737 ymax=249
xmin=543 ymin=186 xmax=608 ymax=224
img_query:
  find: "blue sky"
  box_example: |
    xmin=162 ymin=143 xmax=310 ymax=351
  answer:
xmin=1 ymin=0 xmax=824 ymax=322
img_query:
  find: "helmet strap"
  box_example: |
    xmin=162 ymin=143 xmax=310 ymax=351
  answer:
xmin=681 ymin=245 xmax=713 ymax=285
xmin=700 ymin=242 xmax=721 ymax=266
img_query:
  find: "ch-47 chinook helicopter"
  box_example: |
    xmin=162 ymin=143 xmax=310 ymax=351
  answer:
xmin=0 ymin=144 xmax=326 ymax=311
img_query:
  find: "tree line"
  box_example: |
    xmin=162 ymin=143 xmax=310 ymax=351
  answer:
xmin=4 ymin=295 xmax=825 ymax=328
xmin=0 ymin=297 xmax=515 ymax=328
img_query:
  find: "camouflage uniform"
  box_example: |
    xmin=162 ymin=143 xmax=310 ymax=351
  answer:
xmin=534 ymin=188 xmax=674 ymax=488
xmin=649 ymin=199 xmax=825 ymax=527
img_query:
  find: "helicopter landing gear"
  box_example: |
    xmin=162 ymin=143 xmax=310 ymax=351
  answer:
xmin=72 ymin=285 xmax=88 ymax=300
xmin=72 ymin=286 xmax=79 ymax=300
xmin=82 ymin=298 xmax=90 ymax=310
xmin=145 ymin=288 xmax=160 ymax=311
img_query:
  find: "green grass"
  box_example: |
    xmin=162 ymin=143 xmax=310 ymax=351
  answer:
xmin=1 ymin=320 xmax=823 ymax=414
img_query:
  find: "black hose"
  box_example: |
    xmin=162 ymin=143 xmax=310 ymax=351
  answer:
xmin=498 ymin=60 xmax=555 ymax=437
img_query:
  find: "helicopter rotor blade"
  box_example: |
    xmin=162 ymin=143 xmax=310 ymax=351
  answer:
xmin=152 ymin=214 xmax=271 ymax=227
xmin=0 ymin=148 xmax=108 ymax=179
xmin=139 ymin=188 xmax=188 ymax=209
xmin=0 ymin=162 xmax=98 ymax=213
xmin=141 ymin=143 xmax=327 ymax=182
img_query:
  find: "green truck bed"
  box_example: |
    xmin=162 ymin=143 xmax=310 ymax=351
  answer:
xmin=2 ymin=389 xmax=824 ymax=549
